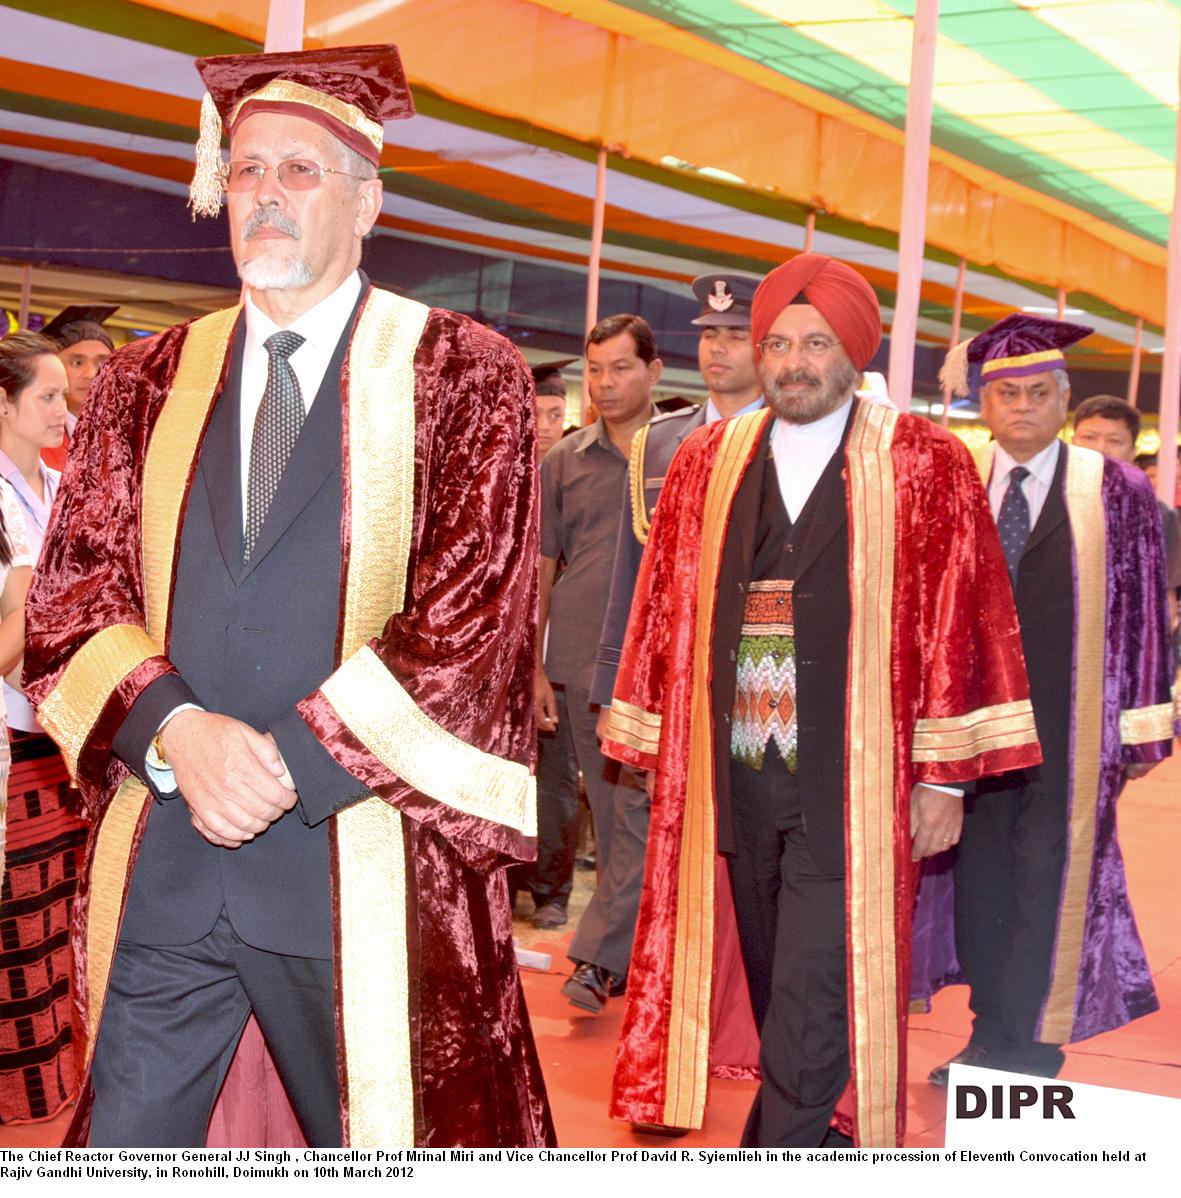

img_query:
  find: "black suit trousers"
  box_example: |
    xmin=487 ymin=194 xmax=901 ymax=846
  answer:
xmin=88 ymin=908 xmax=340 ymax=1147
xmin=728 ymin=745 xmax=848 ymax=1148
xmin=954 ymin=770 xmax=1068 ymax=1067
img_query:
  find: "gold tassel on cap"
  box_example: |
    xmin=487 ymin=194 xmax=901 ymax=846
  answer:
xmin=938 ymin=336 xmax=974 ymax=398
xmin=188 ymin=91 xmax=225 ymax=220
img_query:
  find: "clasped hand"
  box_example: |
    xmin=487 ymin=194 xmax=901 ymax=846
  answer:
xmin=160 ymin=709 xmax=297 ymax=848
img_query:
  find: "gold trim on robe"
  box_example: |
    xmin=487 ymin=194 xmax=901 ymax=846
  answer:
xmin=84 ymin=779 xmax=150 ymax=1060
xmin=845 ymin=399 xmax=901 ymax=1148
xmin=38 ymin=625 xmax=161 ymax=780
xmin=332 ymin=288 xmax=428 ymax=1148
xmin=603 ymin=699 xmax=662 ymax=754
xmin=911 ymin=700 xmax=1039 ymax=762
xmin=1119 ymin=702 xmax=1175 ymax=745
xmin=142 ymin=307 xmax=241 ymax=642
xmin=663 ymin=411 xmax=766 ymax=1130
xmin=321 ymin=646 xmax=535 ymax=835
xmin=1040 ymin=446 xmax=1106 ymax=1044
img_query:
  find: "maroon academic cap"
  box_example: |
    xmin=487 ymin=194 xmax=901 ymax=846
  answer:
xmin=190 ymin=44 xmax=413 ymax=216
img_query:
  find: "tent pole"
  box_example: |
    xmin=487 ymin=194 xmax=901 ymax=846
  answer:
xmin=804 ymin=209 xmax=815 ymax=253
xmin=941 ymin=256 xmax=966 ymax=428
xmin=582 ymin=145 xmax=607 ymax=424
xmin=1127 ymin=318 xmax=1143 ymax=409
xmin=1159 ymin=35 xmax=1181 ymax=507
xmin=264 ymin=0 xmax=305 ymax=51
xmin=17 ymin=262 xmax=32 ymax=328
xmin=1056 ymin=285 xmax=1066 ymax=320
xmin=887 ymin=0 xmax=939 ymax=413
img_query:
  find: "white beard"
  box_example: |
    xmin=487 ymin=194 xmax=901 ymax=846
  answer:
xmin=239 ymin=253 xmax=313 ymax=290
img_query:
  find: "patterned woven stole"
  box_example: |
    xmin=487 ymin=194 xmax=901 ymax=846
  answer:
xmin=731 ymin=579 xmax=797 ymax=771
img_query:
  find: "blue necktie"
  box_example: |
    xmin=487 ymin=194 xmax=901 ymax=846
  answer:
xmin=996 ymin=465 xmax=1031 ymax=583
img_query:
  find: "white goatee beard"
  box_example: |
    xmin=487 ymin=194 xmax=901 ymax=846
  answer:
xmin=239 ymin=254 xmax=314 ymax=290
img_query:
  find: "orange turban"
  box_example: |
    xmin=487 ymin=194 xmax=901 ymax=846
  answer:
xmin=751 ymin=253 xmax=882 ymax=370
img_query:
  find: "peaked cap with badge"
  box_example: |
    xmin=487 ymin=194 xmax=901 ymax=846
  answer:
xmin=691 ymin=272 xmax=762 ymax=327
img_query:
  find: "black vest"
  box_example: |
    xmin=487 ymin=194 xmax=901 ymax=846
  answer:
xmin=713 ymin=410 xmax=853 ymax=876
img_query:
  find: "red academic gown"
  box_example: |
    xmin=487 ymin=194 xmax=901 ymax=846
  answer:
xmin=601 ymin=403 xmax=1041 ymax=1147
xmin=22 ymin=288 xmax=554 ymax=1147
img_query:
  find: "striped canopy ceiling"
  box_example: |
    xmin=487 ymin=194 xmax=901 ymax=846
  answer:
xmin=0 ymin=0 xmax=1176 ymax=368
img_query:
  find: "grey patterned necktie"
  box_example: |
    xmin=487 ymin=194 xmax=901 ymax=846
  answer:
xmin=245 ymin=330 xmax=306 ymax=561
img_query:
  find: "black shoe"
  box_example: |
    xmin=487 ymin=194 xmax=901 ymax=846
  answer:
xmin=1008 ymin=1046 xmax=1065 ymax=1079
xmin=608 ymin=971 xmax=628 ymax=998
xmin=531 ymin=903 xmax=568 ymax=930
xmin=929 ymin=1043 xmax=995 ymax=1087
xmin=632 ymin=1122 xmax=690 ymax=1138
xmin=562 ymin=962 xmax=615 ymax=1013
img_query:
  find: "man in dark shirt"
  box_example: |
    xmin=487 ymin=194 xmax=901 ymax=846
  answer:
xmin=536 ymin=314 xmax=660 ymax=1007
xmin=1073 ymin=394 xmax=1181 ymax=632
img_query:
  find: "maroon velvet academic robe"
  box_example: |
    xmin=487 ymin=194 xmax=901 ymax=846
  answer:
xmin=23 ymin=287 xmax=554 ymax=1147
xmin=601 ymin=404 xmax=1041 ymax=1146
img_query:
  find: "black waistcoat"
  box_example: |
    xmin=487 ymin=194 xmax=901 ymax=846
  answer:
xmin=712 ymin=411 xmax=853 ymax=876
xmin=119 ymin=302 xmax=360 ymax=957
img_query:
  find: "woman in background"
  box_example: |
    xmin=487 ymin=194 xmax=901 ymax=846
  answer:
xmin=0 ymin=477 xmax=33 ymax=879
xmin=0 ymin=332 xmax=85 ymax=1125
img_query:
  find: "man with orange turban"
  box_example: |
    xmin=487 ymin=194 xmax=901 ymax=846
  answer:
xmin=599 ymin=253 xmax=1040 ymax=1147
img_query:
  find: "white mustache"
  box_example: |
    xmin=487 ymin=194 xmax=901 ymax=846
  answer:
xmin=244 ymin=207 xmax=301 ymax=240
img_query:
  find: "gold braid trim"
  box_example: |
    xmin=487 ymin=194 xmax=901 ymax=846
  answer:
xmin=232 ymin=80 xmax=384 ymax=152
xmin=333 ymin=289 xmax=426 ymax=1148
xmin=37 ymin=625 xmax=160 ymax=781
xmin=603 ymin=700 xmax=662 ymax=754
xmin=912 ymin=699 xmax=1039 ymax=761
xmin=1040 ymin=445 xmax=1106 ymax=1044
xmin=846 ymin=399 xmax=901 ymax=1147
xmin=142 ymin=306 xmax=240 ymax=642
xmin=1119 ymin=702 xmax=1176 ymax=745
xmin=322 ymin=646 xmax=535 ymax=835
xmin=629 ymin=422 xmax=653 ymax=546
xmin=84 ymin=779 xmax=151 ymax=1061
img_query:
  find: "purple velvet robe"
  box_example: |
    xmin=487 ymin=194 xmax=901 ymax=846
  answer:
xmin=913 ymin=444 xmax=1176 ymax=1044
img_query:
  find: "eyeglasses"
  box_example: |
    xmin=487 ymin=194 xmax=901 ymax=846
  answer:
xmin=220 ymin=160 xmax=369 ymax=192
xmin=758 ymin=334 xmax=840 ymax=361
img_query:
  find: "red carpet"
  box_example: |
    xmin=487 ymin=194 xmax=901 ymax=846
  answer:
xmin=3 ymin=753 xmax=1177 ymax=1149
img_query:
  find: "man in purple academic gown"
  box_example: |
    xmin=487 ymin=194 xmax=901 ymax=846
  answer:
xmin=928 ymin=314 xmax=1177 ymax=1083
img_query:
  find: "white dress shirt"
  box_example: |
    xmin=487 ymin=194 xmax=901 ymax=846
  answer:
xmin=988 ymin=439 xmax=1061 ymax=527
xmin=770 ymin=398 xmax=852 ymax=521
xmin=239 ymin=270 xmax=363 ymax=529
xmin=705 ymin=394 xmax=765 ymax=425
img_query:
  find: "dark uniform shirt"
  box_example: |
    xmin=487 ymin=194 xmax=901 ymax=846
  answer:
xmin=541 ymin=415 xmax=651 ymax=691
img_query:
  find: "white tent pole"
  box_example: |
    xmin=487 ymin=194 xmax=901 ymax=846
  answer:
xmin=265 ymin=0 xmax=305 ymax=51
xmin=582 ymin=145 xmax=608 ymax=425
xmin=1158 ymin=32 xmax=1181 ymax=506
xmin=887 ymin=0 xmax=939 ymax=412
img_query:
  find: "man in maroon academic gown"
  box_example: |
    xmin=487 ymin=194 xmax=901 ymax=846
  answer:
xmin=23 ymin=45 xmax=553 ymax=1148
xmin=600 ymin=254 xmax=1041 ymax=1147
